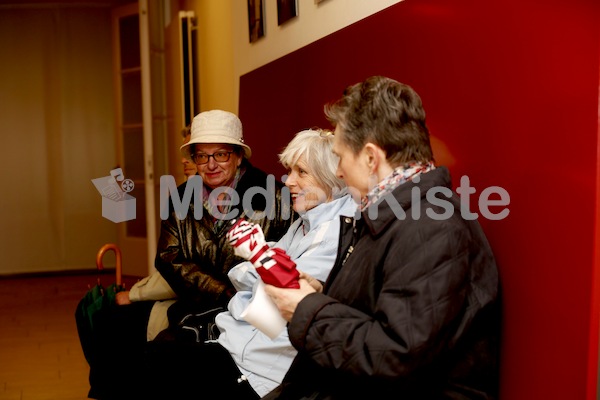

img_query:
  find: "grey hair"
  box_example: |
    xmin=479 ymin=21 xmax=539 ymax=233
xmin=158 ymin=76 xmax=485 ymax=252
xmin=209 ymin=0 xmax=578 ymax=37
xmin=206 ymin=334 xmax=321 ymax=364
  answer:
xmin=279 ymin=129 xmax=346 ymax=198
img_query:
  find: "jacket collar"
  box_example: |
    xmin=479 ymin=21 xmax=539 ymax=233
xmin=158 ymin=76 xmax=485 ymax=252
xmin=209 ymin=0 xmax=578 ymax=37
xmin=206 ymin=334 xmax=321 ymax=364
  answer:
xmin=297 ymin=192 xmax=357 ymax=233
xmin=361 ymin=166 xmax=452 ymax=236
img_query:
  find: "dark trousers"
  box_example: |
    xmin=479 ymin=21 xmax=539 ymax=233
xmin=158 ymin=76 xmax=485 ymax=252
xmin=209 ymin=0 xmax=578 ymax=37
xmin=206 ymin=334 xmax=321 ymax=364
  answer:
xmin=144 ymin=339 xmax=259 ymax=399
xmin=85 ymin=301 xmax=154 ymax=400
xmin=80 ymin=301 xmax=259 ymax=399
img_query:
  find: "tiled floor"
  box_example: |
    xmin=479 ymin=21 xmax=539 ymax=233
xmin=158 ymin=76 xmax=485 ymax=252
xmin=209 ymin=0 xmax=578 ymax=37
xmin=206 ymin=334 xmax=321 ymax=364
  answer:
xmin=0 ymin=274 xmax=138 ymax=400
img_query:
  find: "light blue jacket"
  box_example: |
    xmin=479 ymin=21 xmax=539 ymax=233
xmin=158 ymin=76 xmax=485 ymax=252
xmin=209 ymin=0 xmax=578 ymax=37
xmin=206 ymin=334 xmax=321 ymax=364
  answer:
xmin=216 ymin=193 xmax=357 ymax=396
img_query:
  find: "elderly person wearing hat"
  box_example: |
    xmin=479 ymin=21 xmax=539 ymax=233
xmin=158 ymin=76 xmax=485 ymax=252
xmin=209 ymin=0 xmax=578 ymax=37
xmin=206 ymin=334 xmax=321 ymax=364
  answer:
xmin=151 ymin=109 xmax=294 ymax=325
xmin=82 ymin=110 xmax=293 ymax=400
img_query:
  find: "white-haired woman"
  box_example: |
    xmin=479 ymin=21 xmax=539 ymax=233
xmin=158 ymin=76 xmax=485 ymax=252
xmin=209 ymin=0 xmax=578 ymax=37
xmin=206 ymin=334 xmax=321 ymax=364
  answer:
xmin=146 ymin=128 xmax=357 ymax=399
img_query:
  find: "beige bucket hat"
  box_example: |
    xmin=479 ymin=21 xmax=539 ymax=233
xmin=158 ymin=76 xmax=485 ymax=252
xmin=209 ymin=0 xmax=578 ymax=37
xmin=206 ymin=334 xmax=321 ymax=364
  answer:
xmin=181 ymin=110 xmax=252 ymax=159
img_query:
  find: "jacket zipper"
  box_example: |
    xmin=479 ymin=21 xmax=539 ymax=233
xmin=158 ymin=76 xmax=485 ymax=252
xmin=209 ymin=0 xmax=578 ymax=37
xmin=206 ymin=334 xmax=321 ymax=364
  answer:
xmin=341 ymin=219 xmax=358 ymax=266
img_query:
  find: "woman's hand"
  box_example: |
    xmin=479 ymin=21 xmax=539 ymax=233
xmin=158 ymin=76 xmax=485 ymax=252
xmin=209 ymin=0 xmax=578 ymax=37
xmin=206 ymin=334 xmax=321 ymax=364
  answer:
xmin=299 ymin=271 xmax=323 ymax=293
xmin=115 ymin=290 xmax=131 ymax=306
xmin=264 ymin=278 xmax=316 ymax=322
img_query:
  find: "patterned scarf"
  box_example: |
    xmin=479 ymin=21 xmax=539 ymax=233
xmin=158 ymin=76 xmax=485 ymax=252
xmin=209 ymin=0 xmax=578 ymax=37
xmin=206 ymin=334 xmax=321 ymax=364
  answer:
xmin=360 ymin=161 xmax=435 ymax=211
xmin=203 ymin=166 xmax=244 ymax=232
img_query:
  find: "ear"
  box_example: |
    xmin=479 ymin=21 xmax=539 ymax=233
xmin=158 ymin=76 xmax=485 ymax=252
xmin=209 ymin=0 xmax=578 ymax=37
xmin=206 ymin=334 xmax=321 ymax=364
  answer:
xmin=364 ymin=143 xmax=394 ymax=180
xmin=363 ymin=143 xmax=384 ymax=173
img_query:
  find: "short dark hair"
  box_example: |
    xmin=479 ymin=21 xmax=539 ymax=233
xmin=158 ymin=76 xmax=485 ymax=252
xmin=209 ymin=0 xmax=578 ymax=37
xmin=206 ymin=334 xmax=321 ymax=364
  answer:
xmin=325 ymin=76 xmax=433 ymax=166
xmin=181 ymin=125 xmax=191 ymax=138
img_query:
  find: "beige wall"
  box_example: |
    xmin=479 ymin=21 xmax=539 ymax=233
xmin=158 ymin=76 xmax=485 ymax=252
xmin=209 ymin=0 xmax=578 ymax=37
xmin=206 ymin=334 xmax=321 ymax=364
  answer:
xmin=0 ymin=6 xmax=117 ymax=274
xmin=196 ymin=1 xmax=237 ymax=112
xmin=190 ymin=0 xmax=237 ymax=113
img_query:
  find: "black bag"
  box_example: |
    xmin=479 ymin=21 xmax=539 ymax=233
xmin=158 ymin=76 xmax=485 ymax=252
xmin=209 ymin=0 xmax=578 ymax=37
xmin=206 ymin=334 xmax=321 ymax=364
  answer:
xmin=154 ymin=305 xmax=224 ymax=343
xmin=176 ymin=306 xmax=223 ymax=342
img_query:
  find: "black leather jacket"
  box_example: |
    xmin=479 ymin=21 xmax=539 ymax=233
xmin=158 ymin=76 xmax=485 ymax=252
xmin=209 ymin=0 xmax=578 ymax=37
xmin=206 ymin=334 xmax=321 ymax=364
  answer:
xmin=155 ymin=161 xmax=294 ymax=308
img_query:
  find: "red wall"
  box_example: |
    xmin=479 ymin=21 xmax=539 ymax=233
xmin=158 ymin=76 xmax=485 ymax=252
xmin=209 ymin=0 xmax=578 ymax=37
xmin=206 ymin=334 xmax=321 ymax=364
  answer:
xmin=238 ymin=0 xmax=600 ymax=398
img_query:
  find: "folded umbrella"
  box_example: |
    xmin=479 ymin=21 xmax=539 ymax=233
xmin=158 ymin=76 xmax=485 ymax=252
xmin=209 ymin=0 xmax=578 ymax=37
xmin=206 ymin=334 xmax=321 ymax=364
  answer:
xmin=75 ymin=244 xmax=125 ymax=364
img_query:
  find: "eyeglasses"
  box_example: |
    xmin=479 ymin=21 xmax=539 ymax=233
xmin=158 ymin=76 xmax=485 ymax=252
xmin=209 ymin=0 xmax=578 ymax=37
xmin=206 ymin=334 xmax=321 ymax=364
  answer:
xmin=191 ymin=151 xmax=234 ymax=165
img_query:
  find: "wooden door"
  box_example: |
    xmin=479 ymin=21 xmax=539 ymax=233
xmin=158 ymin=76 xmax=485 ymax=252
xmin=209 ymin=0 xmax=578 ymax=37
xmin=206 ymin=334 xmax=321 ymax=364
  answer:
xmin=111 ymin=1 xmax=168 ymax=277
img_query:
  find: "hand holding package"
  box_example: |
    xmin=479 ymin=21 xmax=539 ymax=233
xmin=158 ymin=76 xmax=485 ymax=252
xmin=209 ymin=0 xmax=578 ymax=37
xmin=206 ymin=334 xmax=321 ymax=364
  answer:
xmin=227 ymin=219 xmax=299 ymax=289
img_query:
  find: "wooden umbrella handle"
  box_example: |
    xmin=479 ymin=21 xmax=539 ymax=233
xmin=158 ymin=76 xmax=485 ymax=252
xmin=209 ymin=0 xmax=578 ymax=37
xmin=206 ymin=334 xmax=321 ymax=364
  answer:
xmin=96 ymin=243 xmax=122 ymax=286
